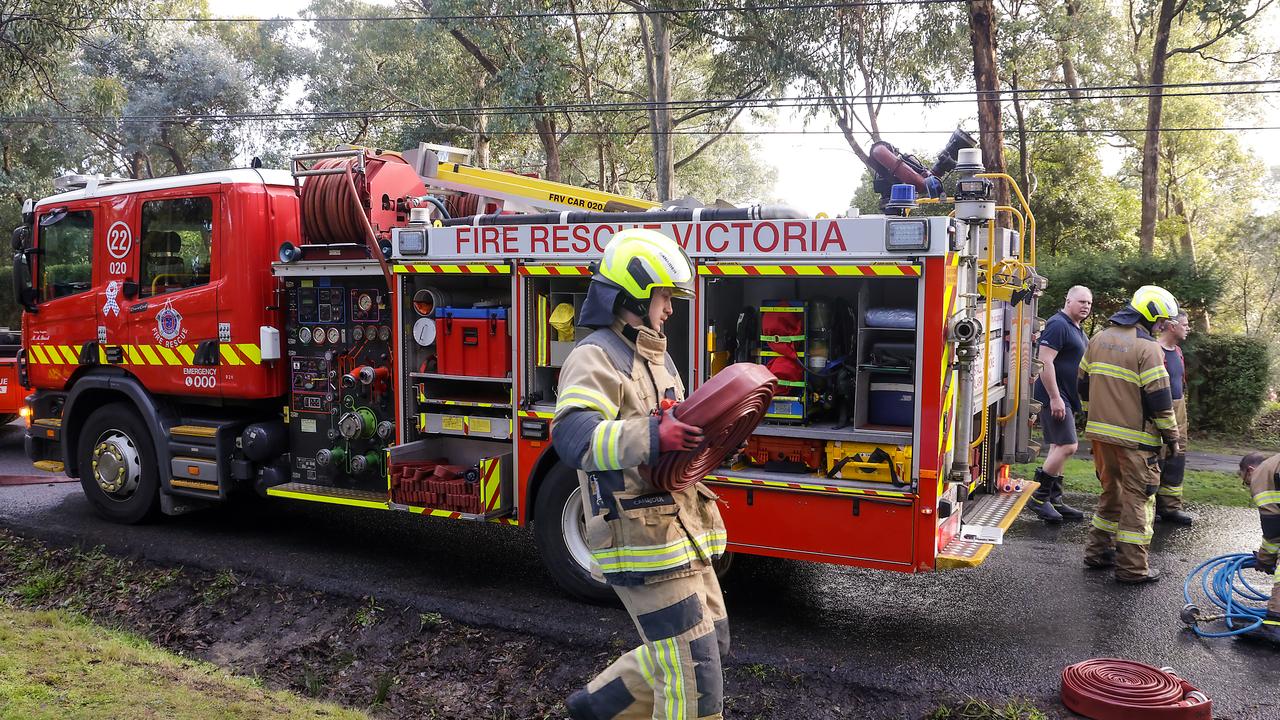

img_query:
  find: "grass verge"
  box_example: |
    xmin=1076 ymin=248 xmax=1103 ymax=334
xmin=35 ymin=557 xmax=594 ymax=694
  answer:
xmin=0 ymin=602 xmax=366 ymax=720
xmin=1012 ymin=458 xmax=1252 ymax=508
xmin=927 ymin=698 xmax=1047 ymax=719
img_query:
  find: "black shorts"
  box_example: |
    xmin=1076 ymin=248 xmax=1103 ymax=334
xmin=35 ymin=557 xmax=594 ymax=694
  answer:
xmin=1041 ymin=406 xmax=1078 ymax=446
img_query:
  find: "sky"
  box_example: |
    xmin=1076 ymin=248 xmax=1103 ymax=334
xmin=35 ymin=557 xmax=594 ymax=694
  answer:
xmin=209 ymin=0 xmax=1280 ymax=216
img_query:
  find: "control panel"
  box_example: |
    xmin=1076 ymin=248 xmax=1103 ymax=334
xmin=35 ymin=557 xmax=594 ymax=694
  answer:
xmin=285 ymin=278 xmax=394 ymax=488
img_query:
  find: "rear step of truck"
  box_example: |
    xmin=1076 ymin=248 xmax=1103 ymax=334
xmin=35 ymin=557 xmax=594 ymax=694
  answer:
xmin=266 ymin=482 xmax=389 ymax=510
xmin=167 ymin=421 xmax=246 ymax=501
xmin=936 ymin=480 xmax=1039 ymax=569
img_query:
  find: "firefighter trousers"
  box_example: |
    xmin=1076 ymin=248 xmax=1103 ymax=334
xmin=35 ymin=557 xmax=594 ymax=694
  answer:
xmin=1086 ymin=440 xmax=1159 ymax=581
xmin=568 ymin=567 xmax=727 ymax=720
xmin=1157 ymin=398 xmax=1189 ymax=513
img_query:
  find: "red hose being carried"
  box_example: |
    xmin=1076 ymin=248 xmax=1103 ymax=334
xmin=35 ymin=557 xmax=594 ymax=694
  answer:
xmin=650 ymin=363 xmax=778 ymax=492
xmin=1060 ymin=659 xmax=1212 ymax=720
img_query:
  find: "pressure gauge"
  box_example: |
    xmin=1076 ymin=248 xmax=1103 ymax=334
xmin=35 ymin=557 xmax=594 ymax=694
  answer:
xmin=298 ymin=326 xmax=312 ymax=344
xmin=378 ymin=326 xmax=391 ymax=342
xmin=352 ymin=326 xmax=363 ymax=341
xmin=313 ymin=328 xmax=325 ymax=346
xmin=327 ymin=327 xmax=340 ymax=344
xmin=357 ymin=292 xmax=374 ymax=313
xmin=413 ymin=318 xmax=436 ymax=346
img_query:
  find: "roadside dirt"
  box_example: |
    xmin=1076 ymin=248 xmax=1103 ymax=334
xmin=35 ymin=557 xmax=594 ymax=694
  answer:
xmin=0 ymin=529 xmax=1035 ymax=719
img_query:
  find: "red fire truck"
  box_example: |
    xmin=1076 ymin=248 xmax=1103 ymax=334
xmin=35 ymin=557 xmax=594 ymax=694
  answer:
xmin=12 ymin=143 xmax=1042 ymax=600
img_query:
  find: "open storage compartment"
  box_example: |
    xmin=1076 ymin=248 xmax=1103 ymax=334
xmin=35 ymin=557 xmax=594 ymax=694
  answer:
xmin=388 ymin=436 xmax=513 ymax=518
xmin=521 ymin=267 xmax=691 ymax=414
xmin=699 ymin=267 xmax=919 ymax=491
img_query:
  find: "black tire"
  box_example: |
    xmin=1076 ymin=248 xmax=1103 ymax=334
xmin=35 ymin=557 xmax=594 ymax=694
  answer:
xmin=713 ymin=550 xmax=734 ymax=582
xmin=533 ymin=463 xmax=615 ymax=603
xmin=76 ymin=402 xmax=160 ymax=524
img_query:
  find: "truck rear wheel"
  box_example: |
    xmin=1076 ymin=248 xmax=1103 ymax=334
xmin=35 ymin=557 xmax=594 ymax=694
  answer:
xmin=533 ymin=463 xmax=615 ymax=603
xmin=76 ymin=403 xmax=160 ymax=524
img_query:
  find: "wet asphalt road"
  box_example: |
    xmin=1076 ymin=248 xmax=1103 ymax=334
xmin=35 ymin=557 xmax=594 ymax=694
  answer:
xmin=0 ymin=421 xmax=1276 ymax=719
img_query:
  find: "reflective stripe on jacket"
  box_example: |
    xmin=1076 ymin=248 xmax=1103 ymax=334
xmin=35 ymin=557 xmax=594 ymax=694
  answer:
xmin=1077 ymin=320 xmax=1178 ymax=451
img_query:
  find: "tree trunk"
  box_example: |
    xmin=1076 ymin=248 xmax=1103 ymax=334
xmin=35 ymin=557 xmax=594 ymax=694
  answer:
xmin=969 ymin=0 xmax=1009 ymax=205
xmin=158 ymin=124 xmax=187 ymax=175
xmin=567 ymin=0 xmax=607 ymax=188
xmin=474 ymin=75 xmax=491 ymax=169
xmin=1139 ymin=0 xmax=1177 ymax=255
xmin=639 ymin=12 xmax=675 ymax=201
xmin=533 ymin=111 xmax=562 ymax=182
xmin=1010 ymin=68 xmax=1033 ymax=198
xmin=1060 ymin=0 xmax=1084 ymax=100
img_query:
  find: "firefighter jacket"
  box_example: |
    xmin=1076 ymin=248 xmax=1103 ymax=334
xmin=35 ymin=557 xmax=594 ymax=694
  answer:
xmin=1077 ymin=308 xmax=1179 ymax=452
xmin=552 ymin=318 xmax=727 ymax=586
xmin=1249 ymin=453 xmax=1280 ymax=564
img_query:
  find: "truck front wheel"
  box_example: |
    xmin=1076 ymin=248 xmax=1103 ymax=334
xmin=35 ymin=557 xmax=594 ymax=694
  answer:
xmin=533 ymin=463 xmax=615 ymax=603
xmin=76 ymin=403 xmax=160 ymax=524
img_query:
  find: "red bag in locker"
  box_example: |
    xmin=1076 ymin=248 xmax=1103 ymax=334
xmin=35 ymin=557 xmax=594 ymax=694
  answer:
xmin=434 ymin=307 xmax=512 ymax=378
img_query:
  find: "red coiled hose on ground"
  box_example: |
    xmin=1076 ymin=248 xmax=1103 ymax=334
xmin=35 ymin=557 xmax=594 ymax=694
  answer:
xmin=1060 ymin=659 xmax=1212 ymax=720
xmin=650 ymin=363 xmax=778 ymax=492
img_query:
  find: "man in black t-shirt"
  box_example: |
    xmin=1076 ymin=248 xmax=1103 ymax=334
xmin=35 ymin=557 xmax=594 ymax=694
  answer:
xmin=1157 ymin=311 xmax=1195 ymax=525
xmin=1027 ymin=286 xmax=1092 ymax=523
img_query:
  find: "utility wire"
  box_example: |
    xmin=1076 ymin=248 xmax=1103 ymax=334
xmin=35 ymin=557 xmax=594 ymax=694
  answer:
xmin=6 ymin=1 xmax=969 ymax=24
xmin=2 ymin=82 xmax=1276 ymax=125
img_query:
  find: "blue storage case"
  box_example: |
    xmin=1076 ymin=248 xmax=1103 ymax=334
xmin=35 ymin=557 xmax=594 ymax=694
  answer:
xmin=868 ymin=377 xmax=914 ymax=427
xmin=864 ymin=307 xmax=916 ymax=329
xmin=434 ymin=306 xmax=508 ymax=319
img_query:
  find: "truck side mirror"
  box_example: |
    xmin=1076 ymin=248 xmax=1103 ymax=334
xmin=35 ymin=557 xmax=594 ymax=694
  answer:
xmin=122 ymin=280 xmax=138 ymax=299
xmin=12 ymin=250 xmax=37 ymax=313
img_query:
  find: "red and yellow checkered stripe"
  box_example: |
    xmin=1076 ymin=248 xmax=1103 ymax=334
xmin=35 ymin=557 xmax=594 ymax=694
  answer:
xmin=518 ymin=265 xmax=591 ymax=276
xmin=392 ymin=263 xmax=510 ymax=274
xmin=698 ymin=263 xmax=920 ymax=277
xmin=28 ymin=343 xmax=262 ymax=366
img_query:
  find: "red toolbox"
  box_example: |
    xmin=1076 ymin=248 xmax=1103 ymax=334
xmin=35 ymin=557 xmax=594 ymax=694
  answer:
xmin=434 ymin=307 xmax=511 ymax=378
xmin=743 ymin=435 xmax=824 ymax=473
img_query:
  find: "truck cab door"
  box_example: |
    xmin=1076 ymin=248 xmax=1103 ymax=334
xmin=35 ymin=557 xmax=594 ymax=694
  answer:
xmin=26 ymin=204 xmax=100 ymax=389
xmin=128 ymin=189 xmax=222 ymax=397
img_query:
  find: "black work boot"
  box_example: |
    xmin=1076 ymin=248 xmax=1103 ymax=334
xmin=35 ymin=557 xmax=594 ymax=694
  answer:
xmin=1048 ymin=474 xmax=1084 ymax=521
xmin=1116 ymin=568 xmax=1162 ymax=585
xmin=1028 ymin=468 xmax=1063 ymax=523
xmin=1157 ymin=508 xmax=1197 ymax=525
xmin=1084 ymin=550 xmax=1116 ymax=569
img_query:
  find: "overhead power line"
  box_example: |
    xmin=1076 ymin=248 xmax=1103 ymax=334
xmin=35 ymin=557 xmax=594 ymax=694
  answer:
xmin=9 ymin=1 xmax=968 ymax=24
xmin=2 ymin=79 xmax=1276 ymax=126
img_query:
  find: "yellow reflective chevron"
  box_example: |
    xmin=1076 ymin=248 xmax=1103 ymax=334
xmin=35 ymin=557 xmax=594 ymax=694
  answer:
xmin=26 ymin=343 xmax=265 ymax=367
xmin=592 ymin=530 xmax=728 ymax=574
xmin=1255 ymin=491 xmax=1280 ymax=507
xmin=1091 ymin=515 xmax=1118 ymax=533
xmin=556 ymin=385 xmax=619 ymax=419
xmin=1086 ymin=420 xmax=1160 ymax=446
xmin=1139 ymin=365 xmax=1169 ymax=385
xmin=1087 ymin=362 xmax=1140 ymax=384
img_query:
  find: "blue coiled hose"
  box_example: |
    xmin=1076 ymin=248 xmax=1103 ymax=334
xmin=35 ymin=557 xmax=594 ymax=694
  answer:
xmin=1182 ymin=552 xmax=1270 ymax=638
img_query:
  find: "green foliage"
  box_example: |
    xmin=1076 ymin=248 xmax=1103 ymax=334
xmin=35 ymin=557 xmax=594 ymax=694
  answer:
xmin=1186 ymin=333 xmax=1270 ymax=434
xmin=1037 ymin=249 xmax=1224 ymax=334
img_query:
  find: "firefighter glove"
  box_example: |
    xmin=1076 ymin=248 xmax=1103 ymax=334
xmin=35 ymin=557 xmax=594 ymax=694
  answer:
xmin=1253 ymin=551 xmax=1277 ymax=576
xmin=1145 ymin=483 xmax=1159 ymax=497
xmin=658 ymin=409 xmax=704 ymax=453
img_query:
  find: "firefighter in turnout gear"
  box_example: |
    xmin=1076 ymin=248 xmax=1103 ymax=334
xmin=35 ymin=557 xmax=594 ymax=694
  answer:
xmin=1239 ymin=452 xmax=1280 ymax=643
xmin=554 ymin=229 xmax=729 ymax=720
xmin=1156 ymin=311 xmax=1195 ymax=525
xmin=1078 ymin=285 xmax=1181 ymax=584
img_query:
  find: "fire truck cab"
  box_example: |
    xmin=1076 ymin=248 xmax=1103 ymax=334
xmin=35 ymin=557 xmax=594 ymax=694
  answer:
xmin=13 ymin=145 xmax=1042 ymax=600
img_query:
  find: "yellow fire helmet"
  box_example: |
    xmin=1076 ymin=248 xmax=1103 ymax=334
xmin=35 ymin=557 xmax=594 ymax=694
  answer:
xmin=581 ymin=228 xmax=695 ymax=326
xmin=1130 ymin=285 xmax=1179 ymax=323
xmin=598 ymin=228 xmax=695 ymax=301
